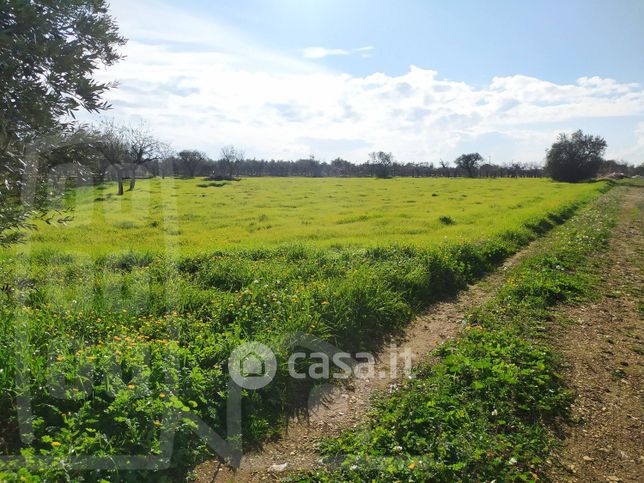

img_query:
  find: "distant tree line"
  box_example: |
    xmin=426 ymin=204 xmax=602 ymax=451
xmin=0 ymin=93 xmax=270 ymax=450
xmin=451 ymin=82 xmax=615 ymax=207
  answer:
xmin=46 ymin=125 xmax=643 ymax=198
xmin=200 ymin=155 xmax=547 ymax=179
xmin=135 ymin=148 xmax=642 ymax=181
xmin=82 ymin=139 xmax=551 ymax=183
xmin=86 ymin=141 xmax=550 ymax=181
xmin=15 ymin=121 xmax=644 ymax=199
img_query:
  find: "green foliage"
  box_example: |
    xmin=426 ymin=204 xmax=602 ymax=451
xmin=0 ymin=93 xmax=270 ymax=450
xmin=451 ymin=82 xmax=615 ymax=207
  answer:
xmin=0 ymin=181 xmax=610 ymax=480
xmin=0 ymin=0 xmax=125 ymax=140
xmin=454 ymin=152 xmax=483 ymax=177
xmin=368 ymin=151 xmax=393 ymax=178
xmin=1 ymin=0 xmax=125 ymax=245
xmin=300 ymin=190 xmax=618 ymax=482
xmin=545 ymin=130 xmax=607 ymax=182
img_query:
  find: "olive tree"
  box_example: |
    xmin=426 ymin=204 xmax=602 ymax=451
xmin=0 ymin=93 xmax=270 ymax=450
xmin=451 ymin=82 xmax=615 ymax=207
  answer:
xmin=0 ymin=0 xmax=125 ymax=244
xmin=454 ymin=153 xmax=483 ymax=177
xmin=369 ymin=151 xmax=393 ymax=178
xmin=545 ymin=130 xmax=606 ymax=182
xmin=177 ymin=150 xmax=209 ymax=178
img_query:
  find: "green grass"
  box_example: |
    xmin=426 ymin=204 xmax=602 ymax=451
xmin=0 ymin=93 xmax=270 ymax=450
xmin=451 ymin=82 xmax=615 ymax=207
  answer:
xmin=0 ymin=178 xmax=611 ymax=481
xmin=298 ymin=187 xmax=620 ymax=482
xmin=17 ymin=177 xmax=604 ymax=255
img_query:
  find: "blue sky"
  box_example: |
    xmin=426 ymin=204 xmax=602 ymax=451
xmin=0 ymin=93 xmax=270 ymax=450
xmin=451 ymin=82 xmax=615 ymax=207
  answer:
xmin=189 ymin=0 xmax=644 ymax=84
xmin=92 ymin=0 xmax=644 ymax=164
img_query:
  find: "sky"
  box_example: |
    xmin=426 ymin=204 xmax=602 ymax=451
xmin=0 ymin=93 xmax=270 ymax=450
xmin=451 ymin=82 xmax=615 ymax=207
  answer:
xmin=87 ymin=0 xmax=644 ymax=164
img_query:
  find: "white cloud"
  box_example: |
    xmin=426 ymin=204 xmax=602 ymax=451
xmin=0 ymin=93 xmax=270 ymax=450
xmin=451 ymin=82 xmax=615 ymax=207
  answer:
xmin=86 ymin=1 xmax=644 ymax=165
xmin=300 ymin=45 xmax=375 ymax=59
xmin=301 ymin=47 xmax=351 ymax=59
xmin=355 ymin=46 xmax=375 ymax=58
xmin=611 ymin=122 xmax=644 ymax=161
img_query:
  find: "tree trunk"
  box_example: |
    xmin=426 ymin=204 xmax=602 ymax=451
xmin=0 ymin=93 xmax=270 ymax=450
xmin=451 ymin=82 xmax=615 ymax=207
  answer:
xmin=129 ymin=165 xmax=136 ymax=190
xmin=116 ymin=168 xmax=124 ymax=195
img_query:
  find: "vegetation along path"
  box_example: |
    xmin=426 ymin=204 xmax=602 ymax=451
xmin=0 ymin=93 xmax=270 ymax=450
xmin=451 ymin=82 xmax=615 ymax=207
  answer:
xmin=547 ymin=183 xmax=643 ymax=482
xmin=196 ymin=224 xmax=553 ymax=482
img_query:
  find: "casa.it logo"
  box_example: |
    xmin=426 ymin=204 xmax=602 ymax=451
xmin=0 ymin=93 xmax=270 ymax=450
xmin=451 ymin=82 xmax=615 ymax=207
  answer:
xmin=228 ymin=341 xmax=277 ymax=389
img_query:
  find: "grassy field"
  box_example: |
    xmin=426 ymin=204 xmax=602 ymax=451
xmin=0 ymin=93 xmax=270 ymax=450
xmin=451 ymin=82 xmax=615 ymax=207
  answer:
xmin=0 ymin=178 xmax=610 ymax=481
xmin=304 ymin=187 xmax=622 ymax=482
xmin=21 ymin=177 xmax=604 ymax=255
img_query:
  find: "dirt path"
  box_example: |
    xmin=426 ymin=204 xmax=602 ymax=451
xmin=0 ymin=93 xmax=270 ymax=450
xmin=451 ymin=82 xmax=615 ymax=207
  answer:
xmin=547 ymin=184 xmax=643 ymax=483
xmin=195 ymin=235 xmax=545 ymax=482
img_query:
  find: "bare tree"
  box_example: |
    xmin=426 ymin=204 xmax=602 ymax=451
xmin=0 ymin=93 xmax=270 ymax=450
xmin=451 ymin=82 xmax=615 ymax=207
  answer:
xmin=439 ymin=159 xmax=450 ymax=177
xmin=95 ymin=121 xmax=128 ymax=195
xmin=125 ymin=124 xmax=161 ymax=190
xmin=219 ymin=145 xmax=244 ymax=179
xmin=95 ymin=122 xmax=162 ymax=194
xmin=368 ymin=151 xmax=393 ymax=178
xmin=157 ymin=144 xmax=176 ymax=179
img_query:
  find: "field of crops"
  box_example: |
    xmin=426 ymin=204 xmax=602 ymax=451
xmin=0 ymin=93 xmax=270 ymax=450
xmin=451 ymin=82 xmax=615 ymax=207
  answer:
xmin=0 ymin=178 xmax=608 ymax=480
